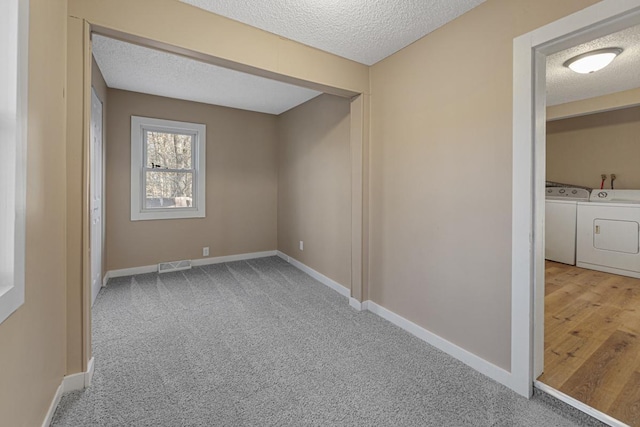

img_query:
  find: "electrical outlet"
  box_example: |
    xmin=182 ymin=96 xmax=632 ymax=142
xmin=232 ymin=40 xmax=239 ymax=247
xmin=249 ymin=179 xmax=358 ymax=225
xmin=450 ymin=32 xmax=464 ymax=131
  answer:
xmin=299 ymin=241 xmax=304 ymax=251
xmin=203 ymin=247 xmax=209 ymax=257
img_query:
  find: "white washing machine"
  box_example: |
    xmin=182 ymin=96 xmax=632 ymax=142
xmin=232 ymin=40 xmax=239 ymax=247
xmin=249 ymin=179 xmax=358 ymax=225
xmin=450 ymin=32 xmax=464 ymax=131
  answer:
xmin=545 ymin=187 xmax=590 ymax=265
xmin=576 ymin=189 xmax=640 ymax=278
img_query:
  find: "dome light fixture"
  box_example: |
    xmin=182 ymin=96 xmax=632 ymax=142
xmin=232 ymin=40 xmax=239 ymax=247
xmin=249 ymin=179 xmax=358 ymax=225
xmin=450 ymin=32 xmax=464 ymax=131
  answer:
xmin=563 ymin=48 xmax=623 ymax=74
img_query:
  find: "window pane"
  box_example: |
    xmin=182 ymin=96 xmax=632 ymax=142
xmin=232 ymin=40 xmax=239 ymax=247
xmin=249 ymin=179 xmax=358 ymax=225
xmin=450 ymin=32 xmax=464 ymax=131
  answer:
xmin=146 ymin=131 xmax=192 ymax=169
xmin=145 ymin=171 xmax=193 ymax=209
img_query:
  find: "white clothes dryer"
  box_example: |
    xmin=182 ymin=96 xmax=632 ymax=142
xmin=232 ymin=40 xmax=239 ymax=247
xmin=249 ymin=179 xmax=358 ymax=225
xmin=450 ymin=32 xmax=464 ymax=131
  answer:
xmin=576 ymin=189 xmax=640 ymax=278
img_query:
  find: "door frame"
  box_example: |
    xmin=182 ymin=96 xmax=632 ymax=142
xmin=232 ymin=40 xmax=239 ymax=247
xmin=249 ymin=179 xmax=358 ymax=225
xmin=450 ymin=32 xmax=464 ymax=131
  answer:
xmin=511 ymin=0 xmax=640 ymax=406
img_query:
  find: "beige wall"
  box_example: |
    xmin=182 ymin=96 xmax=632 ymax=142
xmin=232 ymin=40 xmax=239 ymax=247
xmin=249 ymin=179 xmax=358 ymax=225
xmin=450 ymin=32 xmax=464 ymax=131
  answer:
xmin=547 ymin=106 xmax=640 ymax=189
xmin=369 ymin=0 xmax=599 ymax=370
xmin=548 ymin=87 xmax=640 ymax=121
xmin=278 ymin=94 xmax=351 ymax=287
xmin=106 ymin=89 xmax=278 ymax=270
xmin=0 ymin=0 xmax=68 ymax=425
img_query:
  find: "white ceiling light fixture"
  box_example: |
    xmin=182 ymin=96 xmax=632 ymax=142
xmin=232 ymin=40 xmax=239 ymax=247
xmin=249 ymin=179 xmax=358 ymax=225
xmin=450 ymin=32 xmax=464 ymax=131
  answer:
xmin=563 ymin=47 xmax=623 ymax=74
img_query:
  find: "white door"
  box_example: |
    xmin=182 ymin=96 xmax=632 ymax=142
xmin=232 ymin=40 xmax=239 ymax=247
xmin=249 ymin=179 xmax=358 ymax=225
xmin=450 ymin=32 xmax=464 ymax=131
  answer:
xmin=90 ymin=88 xmax=103 ymax=306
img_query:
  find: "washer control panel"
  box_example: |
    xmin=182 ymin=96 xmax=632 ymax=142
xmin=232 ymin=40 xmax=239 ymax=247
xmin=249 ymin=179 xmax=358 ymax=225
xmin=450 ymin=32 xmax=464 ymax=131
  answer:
xmin=546 ymin=187 xmax=590 ymax=200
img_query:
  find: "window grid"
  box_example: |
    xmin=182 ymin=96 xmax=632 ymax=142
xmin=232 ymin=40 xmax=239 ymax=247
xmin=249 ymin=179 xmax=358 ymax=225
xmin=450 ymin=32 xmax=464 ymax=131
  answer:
xmin=141 ymin=127 xmax=197 ymax=211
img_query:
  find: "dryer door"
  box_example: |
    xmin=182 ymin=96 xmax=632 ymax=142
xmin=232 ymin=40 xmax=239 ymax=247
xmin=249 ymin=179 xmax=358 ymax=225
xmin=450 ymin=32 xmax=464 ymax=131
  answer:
xmin=577 ymin=203 xmax=640 ymax=277
xmin=594 ymin=219 xmax=639 ymax=254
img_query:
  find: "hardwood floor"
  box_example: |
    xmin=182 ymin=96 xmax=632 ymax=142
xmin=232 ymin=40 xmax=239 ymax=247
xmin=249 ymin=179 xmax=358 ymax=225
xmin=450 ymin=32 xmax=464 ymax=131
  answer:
xmin=538 ymin=261 xmax=640 ymax=426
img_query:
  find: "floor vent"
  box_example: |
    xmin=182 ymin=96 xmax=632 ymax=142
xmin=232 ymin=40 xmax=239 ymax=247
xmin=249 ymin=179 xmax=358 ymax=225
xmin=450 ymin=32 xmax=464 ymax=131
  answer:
xmin=158 ymin=260 xmax=192 ymax=273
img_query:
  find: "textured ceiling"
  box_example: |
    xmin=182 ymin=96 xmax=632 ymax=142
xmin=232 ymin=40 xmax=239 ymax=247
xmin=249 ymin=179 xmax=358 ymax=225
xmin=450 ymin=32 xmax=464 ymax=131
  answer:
xmin=180 ymin=0 xmax=486 ymax=65
xmin=94 ymin=3 xmax=638 ymax=113
xmin=546 ymin=24 xmax=640 ymax=106
xmin=91 ymin=35 xmax=321 ymax=115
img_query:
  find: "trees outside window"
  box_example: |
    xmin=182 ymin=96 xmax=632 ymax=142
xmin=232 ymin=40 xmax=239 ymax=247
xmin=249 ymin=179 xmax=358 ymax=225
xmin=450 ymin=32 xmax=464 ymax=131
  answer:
xmin=131 ymin=116 xmax=206 ymax=221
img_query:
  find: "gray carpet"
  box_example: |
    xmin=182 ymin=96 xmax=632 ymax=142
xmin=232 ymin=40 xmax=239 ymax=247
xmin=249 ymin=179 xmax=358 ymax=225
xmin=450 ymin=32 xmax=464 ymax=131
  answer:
xmin=51 ymin=256 xmax=602 ymax=426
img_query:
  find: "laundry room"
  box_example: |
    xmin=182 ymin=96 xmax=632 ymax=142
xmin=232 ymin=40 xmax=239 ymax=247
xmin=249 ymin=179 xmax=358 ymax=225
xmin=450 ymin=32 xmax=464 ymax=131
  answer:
xmin=538 ymin=21 xmax=640 ymax=426
xmin=546 ymin=101 xmax=640 ymax=274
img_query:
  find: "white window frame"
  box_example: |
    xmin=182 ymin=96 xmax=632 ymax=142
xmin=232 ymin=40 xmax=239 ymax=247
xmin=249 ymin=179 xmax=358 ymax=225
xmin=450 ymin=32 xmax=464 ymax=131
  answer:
xmin=131 ymin=116 xmax=206 ymax=221
xmin=0 ymin=0 xmax=28 ymax=325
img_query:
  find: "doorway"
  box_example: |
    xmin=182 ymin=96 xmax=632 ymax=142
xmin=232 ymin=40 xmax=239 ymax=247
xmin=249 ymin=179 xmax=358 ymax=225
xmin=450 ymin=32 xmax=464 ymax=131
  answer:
xmin=538 ymin=28 xmax=640 ymax=423
xmin=512 ymin=0 xmax=640 ymax=424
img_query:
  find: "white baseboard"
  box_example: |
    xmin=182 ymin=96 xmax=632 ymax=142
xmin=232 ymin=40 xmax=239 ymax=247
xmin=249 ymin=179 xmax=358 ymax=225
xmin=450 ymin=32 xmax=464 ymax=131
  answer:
xmin=365 ymin=301 xmax=513 ymax=389
xmin=102 ymin=271 xmax=110 ymax=287
xmin=62 ymin=357 xmax=95 ymax=393
xmin=106 ymin=264 xmax=156 ymax=279
xmin=192 ymin=250 xmax=277 ymax=267
xmin=41 ymin=384 xmax=63 ymax=427
xmin=106 ymin=250 xmax=278 ymax=281
xmin=349 ymin=297 xmax=365 ymax=311
xmin=534 ymin=381 xmax=626 ymax=427
xmin=85 ymin=356 xmax=95 ymax=387
xmin=276 ymin=250 xmax=513 ymax=391
xmin=43 ymin=357 xmax=95 ymax=426
xmin=276 ymin=251 xmax=350 ymax=298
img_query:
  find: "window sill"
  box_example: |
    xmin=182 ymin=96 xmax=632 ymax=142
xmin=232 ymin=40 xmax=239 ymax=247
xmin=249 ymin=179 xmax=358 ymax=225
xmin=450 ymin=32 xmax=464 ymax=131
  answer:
xmin=131 ymin=208 xmax=206 ymax=221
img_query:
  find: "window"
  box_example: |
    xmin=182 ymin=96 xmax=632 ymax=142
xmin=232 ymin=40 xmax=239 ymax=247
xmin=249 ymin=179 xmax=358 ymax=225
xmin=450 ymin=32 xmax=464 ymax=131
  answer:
xmin=131 ymin=116 xmax=206 ymax=220
xmin=0 ymin=0 xmax=27 ymax=325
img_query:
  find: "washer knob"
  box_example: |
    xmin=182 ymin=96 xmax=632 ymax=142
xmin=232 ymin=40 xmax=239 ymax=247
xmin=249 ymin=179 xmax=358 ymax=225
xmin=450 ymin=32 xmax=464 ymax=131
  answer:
xmin=598 ymin=191 xmax=607 ymax=198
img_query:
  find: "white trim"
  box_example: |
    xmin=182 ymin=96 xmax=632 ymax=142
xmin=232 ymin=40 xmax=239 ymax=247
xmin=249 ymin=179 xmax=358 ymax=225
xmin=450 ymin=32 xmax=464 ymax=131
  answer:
xmin=62 ymin=372 xmax=84 ymax=394
xmin=191 ymin=250 xmax=277 ymax=266
xmin=0 ymin=0 xmax=28 ymax=326
xmin=534 ymin=381 xmax=627 ymax=427
xmin=102 ymin=271 xmax=110 ymax=287
xmin=130 ymin=115 xmax=206 ymax=221
xmin=512 ymin=0 xmax=640 ymax=398
xmin=42 ymin=383 xmax=63 ymax=427
xmin=276 ymin=251 xmax=290 ymax=263
xmin=106 ymin=251 xmax=278 ymax=279
xmin=85 ymin=356 xmax=95 ymax=387
xmin=366 ymin=301 xmax=513 ymax=388
xmin=62 ymin=357 xmax=95 ymax=393
xmin=106 ymin=264 xmax=157 ymax=279
xmin=276 ymin=251 xmax=350 ymax=298
xmin=349 ymin=297 xmax=364 ymax=311
xmin=43 ymin=358 xmax=94 ymax=426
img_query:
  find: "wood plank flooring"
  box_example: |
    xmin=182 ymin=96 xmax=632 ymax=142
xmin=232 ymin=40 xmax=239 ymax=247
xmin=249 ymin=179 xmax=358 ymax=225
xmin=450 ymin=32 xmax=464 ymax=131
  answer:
xmin=538 ymin=261 xmax=640 ymax=426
